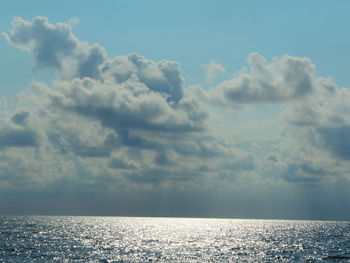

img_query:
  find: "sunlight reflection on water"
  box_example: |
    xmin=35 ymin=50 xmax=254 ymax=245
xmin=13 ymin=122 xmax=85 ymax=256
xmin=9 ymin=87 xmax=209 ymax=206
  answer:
xmin=0 ymin=216 xmax=350 ymax=262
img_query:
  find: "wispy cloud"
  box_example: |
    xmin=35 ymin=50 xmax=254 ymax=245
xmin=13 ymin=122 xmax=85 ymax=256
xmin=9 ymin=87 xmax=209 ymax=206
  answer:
xmin=202 ymin=60 xmax=226 ymax=84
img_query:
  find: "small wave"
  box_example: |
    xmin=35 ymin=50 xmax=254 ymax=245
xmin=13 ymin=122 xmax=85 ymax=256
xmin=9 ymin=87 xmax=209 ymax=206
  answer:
xmin=323 ymin=255 xmax=350 ymax=261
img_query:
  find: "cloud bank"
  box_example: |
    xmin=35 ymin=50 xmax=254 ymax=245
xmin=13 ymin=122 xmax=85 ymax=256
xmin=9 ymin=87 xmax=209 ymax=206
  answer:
xmin=1 ymin=16 xmax=350 ymax=219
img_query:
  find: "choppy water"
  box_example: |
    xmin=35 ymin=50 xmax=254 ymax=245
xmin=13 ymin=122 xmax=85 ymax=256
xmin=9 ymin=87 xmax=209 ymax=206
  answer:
xmin=0 ymin=216 xmax=350 ymax=262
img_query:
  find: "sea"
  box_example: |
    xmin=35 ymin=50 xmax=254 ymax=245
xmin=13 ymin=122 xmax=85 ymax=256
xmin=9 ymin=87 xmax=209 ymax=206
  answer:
xmin=0 ymin=216 xmax=349 ymax=262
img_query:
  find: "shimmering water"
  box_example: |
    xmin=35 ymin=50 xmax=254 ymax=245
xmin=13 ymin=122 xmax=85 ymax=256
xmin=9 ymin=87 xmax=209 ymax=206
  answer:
xmin=0 ymin=216 xmax=350 ymax=262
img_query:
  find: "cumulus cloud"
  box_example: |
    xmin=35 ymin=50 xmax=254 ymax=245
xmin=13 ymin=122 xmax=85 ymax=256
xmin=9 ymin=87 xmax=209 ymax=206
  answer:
xmin=47 ymin=77 xmax=201 ymax=134
xmin=2 ymin=16 xmax=107 ymax=79
xmin=102 ymin=53 xmax=185 ymax=103
xmin=2 ymin=17 xmax=185 ymax=103
xmin=281 ymin=77 xmax=350 ymax=166
xmin=201 ymin=52 xmax=350 ymax=183
xmin=1 ymin=16 xmax=247 ymax=195
xmin=2 ymin=15 xmax=350 ymax=208
xmin=212 ymin=53 xmax=315 ymax=105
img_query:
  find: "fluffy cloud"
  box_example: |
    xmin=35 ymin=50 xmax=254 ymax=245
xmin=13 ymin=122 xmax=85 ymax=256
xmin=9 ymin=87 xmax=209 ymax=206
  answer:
xmin=1 ymin=16 xmax=253 ymax=195
xmin=102 ymin=53 xmax=185 ymax=103
xmin=283 ymin=88 xmax=350 ymax=179
xmin=213 ymin=53 xmax=315 ymax=105
xmin=2 ymin=16 xmax=107 ymax=79
xmin=2 ymin=17 xmax=185 ymax=103
xmin=199 ymin=51 xmax=350 ymax=184
xmin=47 ymin=77 xmax=202 ymax=134
xmin=2 ymin=15 xmax=350 ymax=210
xmin=263 ymin=78 xmax=350 ymax=183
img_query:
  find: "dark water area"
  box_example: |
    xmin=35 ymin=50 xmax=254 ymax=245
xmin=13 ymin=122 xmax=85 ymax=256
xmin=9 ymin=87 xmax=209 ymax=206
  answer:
xmin=0 ymin=216 xmax=350 ymax=262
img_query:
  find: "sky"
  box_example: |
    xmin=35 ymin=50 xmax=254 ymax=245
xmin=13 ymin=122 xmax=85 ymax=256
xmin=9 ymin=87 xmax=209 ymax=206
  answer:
xmin=1 ymin=1 xmax=350 ymax=220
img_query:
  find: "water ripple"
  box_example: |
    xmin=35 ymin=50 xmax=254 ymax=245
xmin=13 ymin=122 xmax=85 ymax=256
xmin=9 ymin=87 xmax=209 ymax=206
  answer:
xmin=0 ymin=216 xmax=349 ymax=262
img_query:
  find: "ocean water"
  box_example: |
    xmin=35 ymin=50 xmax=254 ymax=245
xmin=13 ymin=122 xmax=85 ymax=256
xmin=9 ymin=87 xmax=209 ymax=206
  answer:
xmin=0 ymin=216 xmax=350 ymax=262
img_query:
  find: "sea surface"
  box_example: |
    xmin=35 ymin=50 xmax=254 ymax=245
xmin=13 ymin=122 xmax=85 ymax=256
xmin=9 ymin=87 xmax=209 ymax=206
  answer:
xmin=0 ymin=216 xmax=350 ymax=262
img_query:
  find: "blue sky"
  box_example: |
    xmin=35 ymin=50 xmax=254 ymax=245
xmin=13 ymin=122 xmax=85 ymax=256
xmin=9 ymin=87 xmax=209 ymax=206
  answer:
xmin=1 ymin=1 xmax=350 ymax=220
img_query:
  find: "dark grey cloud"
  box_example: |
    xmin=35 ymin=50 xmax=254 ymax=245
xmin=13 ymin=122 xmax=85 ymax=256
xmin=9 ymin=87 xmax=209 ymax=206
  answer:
xmin=266 ymin=154 xmax=278 ymax=162
xmin=225 ymin=155 xmax=255 ymax=171
xmin=109 ymin=157 xmax=136 ymax=170
xmin=72 ymin=145 xmax=111 ymax=158
xmin=77 ymin=44 xmax=106 ymax=79
xmin=116 ymin=130 xmax=160 ymax=149
xmin=0 ymin=128 xmax=38 ymax=148
xmin=101 ymin=131 xmax=161 ymax=150
xmin=154 ymin=149 xmax=175 ymax=166
xmin=126 ymin=169 xmax=167 ymax=184
xmin=282 ymin=163 xmax=326 ymax=183
xmin=317 ymin=125 xmax=350 ymax=160
xmin=11 ymin=110 xmax=30 ymax=126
